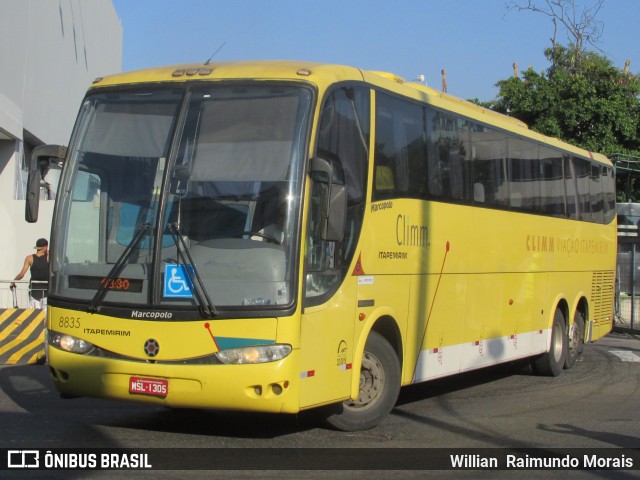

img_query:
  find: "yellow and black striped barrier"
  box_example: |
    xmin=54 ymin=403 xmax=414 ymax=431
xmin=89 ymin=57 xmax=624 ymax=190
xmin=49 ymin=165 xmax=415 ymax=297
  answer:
xmin=0 ymin=308 xmax=46 ymax=365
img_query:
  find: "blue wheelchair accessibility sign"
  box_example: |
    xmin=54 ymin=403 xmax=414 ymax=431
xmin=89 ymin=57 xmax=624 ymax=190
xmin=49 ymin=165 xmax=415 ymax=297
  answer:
xmin=164 ymin=264 xmax=194 ymax=298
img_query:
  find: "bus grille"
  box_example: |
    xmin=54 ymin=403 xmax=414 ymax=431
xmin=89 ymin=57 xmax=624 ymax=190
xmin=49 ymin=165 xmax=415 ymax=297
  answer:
xmin=591 ymin=271 xmax=614 ymax=324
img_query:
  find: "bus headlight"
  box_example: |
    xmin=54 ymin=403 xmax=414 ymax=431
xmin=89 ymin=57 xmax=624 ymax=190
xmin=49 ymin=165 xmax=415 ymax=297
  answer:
xmin=49 ymin=331 xmax=95 ymax=354
xmin=215 ymin=344 xmax=292 ymax=364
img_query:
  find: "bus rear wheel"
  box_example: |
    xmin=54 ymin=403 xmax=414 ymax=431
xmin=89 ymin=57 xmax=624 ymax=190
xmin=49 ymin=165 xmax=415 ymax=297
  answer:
xmin=324 ymin=331 xmax=401 ymax=431
xmin=564 ymin=310 xmax=585 ymax=369
xmin=531 ymin=309 xmax=567 ymax=377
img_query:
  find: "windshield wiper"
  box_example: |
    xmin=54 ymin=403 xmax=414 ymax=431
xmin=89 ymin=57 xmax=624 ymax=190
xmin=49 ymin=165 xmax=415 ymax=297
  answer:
xmin=167 ymin=222 xmax=217 ymax=318
xmin=88 ymin=223 xmax=151 ymax=313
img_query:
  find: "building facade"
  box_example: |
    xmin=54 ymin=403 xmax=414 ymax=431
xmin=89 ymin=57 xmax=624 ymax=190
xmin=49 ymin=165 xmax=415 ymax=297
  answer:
xmin=0 ymin=0 xmax=121 ymax=287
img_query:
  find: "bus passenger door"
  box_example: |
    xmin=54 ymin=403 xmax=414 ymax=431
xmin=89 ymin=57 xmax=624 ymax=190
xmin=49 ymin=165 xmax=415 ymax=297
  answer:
xmin=299 ymin=171 xmax=358 ymax=408
xmin=300 ymin=258 xmax=358 ymax=408
xmin=299 ymin=85 xmax=370 ymax=409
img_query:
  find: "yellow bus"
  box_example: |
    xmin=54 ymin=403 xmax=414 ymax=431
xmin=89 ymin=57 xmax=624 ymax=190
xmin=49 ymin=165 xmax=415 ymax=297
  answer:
xmin=29 ymin=61 xmax=616 ymax=431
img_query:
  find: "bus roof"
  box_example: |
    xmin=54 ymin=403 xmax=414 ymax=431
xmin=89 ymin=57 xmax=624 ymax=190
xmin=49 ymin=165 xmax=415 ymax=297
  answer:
xmin=90 ymin=60 xmax=364 ymax=89
xmin=367 ymin=70 xmax=529 ymax=129
xmin=89 ymin=60 xmax=610 ymax=167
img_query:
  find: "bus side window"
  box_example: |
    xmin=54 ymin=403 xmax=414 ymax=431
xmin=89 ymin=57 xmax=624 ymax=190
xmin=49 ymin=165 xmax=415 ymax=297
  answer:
xmin=508 ymin=138 xmax=540 ymax=213
xmin=602 ymin=166 xmax=616 ymax=224
xmin=564 ymin=155 xmax=579 ymax=220
xmin=590 ymin=163 xmax=605 ymax=224
xmin=574 ymin=157 xmax=592 ymax=220
xmin=426 ymin=110 xmax=471 ymax=202
xmin=373 ymin=93 xmax=426 ymax=201
xmin=540 ymin=148 xmax=566 ymax=218
xmin=471 ymin=126 xmax=508 ymax=208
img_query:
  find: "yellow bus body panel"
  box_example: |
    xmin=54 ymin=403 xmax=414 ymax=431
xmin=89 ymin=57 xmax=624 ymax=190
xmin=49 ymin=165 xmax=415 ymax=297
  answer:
xmin=48 ymin=61 xmax=616 ymax=415
xmin=356 ymin=198 xmax=615 ymax=385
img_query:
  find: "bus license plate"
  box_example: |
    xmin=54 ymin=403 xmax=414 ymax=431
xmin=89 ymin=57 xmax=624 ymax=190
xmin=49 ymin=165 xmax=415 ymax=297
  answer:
xmin=129 ymin=376 xmax=168 ymax=398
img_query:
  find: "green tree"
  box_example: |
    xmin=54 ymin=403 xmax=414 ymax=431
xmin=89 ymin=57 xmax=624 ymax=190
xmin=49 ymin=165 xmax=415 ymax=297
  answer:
xmin=486 ymin=46 xmax=640 ymax=199
xmin=484 ymin=1 xmax=640 ymax=200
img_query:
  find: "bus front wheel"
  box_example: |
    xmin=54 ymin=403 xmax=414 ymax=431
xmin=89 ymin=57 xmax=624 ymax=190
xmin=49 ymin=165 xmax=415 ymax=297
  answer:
xmin=531 ymin=309 xmax=567 ymax=377
xmin=324 ymin=331 xmax=401 ymax=431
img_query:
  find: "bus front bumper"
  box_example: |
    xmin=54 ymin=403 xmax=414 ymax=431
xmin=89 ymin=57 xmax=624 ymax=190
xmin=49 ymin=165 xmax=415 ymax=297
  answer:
xmin=48 ymin=347 xmax=301 ymax=414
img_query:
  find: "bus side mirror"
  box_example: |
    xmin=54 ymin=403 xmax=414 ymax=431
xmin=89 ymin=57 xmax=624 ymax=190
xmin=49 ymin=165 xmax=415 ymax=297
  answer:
xmin=310 ymin=156 xmax=346 ymax=242
xmin=326 ymin=183 xmax=346 ymax=241
xmin=25 ymin=169 xmax=41 ymax=223
xmin=26 ymin=144 xmax=67 ymax=223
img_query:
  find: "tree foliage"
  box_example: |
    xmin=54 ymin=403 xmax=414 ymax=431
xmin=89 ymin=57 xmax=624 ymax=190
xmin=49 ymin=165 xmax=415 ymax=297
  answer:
xmin=485 ymin=1 xmax=640 ymax=200
xmin=485 ymin=45 xmax=640 ymax=200
xmin=490 ymin=46 xmax=640 ymax=157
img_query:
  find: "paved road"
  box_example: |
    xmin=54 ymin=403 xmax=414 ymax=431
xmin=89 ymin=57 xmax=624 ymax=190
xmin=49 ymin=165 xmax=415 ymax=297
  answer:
xmin=1 ymin=332 xmax=639 ymax=479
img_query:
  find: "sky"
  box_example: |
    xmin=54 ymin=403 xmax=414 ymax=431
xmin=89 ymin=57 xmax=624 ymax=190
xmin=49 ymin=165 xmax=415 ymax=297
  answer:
xmin=111 ymin=0 xmax=639 ymax=102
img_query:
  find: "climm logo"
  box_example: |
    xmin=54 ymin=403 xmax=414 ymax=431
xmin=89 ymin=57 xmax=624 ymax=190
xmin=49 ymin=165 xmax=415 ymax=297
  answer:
xmin=526 ymin=235 xmax=554 ymax=252
xmin=396 ymin=214 xmax=428 ymax=247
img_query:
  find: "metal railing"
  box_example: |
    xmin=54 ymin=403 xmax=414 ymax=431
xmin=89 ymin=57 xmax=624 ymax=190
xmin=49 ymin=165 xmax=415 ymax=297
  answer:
xmin=0 ymin=281 xmax=47 ymax=309
xmin=615 ymin=206 xmax=640 ymax=333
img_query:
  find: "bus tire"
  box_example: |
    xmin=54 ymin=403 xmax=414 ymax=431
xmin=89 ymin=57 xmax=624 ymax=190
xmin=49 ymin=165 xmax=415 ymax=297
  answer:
xmin=324 ymin=331 xmax=401 ymax=431
xmin=564 ymin=310 xmax=585 ymax=369
xmin=531 ymin=309 xmax=567 ymax=377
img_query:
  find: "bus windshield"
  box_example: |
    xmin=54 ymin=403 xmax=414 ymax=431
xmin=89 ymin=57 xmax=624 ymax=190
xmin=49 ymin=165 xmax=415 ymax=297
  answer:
xmin=51 ymin=84 xmax=312 ymax=313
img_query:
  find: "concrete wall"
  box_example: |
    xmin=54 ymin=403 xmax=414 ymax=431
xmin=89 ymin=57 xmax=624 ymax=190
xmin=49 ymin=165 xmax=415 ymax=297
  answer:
xmin=1 ymin=0 xmax=122 ymax=144
xmin=0 ymin=0 xmax=121 ymax=286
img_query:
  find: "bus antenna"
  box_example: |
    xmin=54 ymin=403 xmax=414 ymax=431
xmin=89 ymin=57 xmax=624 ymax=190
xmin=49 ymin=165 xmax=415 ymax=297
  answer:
xmin=205 ymin=41 xmax=226 ymax=65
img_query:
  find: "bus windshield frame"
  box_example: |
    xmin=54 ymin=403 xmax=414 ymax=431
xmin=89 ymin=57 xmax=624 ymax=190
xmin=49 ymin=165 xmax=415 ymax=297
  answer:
xmin=50 ymin=82 xmax=314 ymax=317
